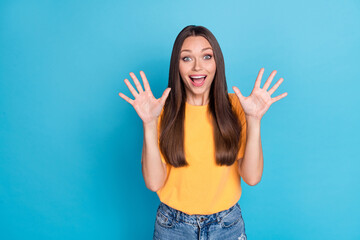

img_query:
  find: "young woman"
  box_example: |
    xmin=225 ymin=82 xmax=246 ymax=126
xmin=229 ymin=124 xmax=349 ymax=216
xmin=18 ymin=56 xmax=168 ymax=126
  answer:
xmin=119 ymin=25 xmax=287 ymax=240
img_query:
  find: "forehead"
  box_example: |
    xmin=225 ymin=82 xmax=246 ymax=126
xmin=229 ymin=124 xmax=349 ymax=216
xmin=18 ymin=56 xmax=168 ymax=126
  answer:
xmin=181 ymin=36 xmax=212 ymax=52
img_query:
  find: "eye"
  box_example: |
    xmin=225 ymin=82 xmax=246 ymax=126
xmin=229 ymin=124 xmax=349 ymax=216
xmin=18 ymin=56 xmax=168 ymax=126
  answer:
xmin=182 ymin=56 xmax=191 ymax=61
xmin=204 ymin=54 xmax=212 ymax=60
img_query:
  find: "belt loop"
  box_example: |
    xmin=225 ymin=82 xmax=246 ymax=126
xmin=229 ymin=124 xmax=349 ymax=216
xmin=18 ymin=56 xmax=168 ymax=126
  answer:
xmin=216 ymin=212 xmax=221 ymax=223
xmin=176 ymin=210 xmax=180 ymax=222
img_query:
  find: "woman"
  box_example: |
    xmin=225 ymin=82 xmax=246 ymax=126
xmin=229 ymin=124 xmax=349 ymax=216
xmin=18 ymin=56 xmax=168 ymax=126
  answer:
xmin=119 ymin=25 xmax=287 ymax=240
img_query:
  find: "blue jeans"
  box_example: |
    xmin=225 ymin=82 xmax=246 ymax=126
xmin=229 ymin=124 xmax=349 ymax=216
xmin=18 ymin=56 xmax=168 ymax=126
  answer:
xmin=153 ymin=202 xmax=247 ymax=240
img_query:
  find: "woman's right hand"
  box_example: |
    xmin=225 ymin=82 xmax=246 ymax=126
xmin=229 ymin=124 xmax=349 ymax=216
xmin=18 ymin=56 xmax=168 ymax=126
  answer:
xmin=119 ymin=71 xmax=171 ymax=124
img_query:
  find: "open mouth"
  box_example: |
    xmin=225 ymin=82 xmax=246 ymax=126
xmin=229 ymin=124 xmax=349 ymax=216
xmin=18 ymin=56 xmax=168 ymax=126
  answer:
xmin=189 ymin=75 xmax=207 ymax=87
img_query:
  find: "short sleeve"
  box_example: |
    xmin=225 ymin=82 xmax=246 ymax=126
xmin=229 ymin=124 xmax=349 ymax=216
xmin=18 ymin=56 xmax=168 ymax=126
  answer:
xmin=229 ymin=93 xmax=247 ymax=160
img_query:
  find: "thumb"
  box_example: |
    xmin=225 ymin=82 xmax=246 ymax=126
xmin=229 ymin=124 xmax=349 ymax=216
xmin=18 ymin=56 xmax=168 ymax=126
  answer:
xmin=159 ymin=88 xmax=171 ymax=106
xmin=232 ymin=86 xmax=245 ymax=103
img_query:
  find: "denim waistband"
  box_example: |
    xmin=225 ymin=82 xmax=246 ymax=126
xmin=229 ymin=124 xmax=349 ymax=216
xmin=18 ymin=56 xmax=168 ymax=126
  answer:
xmin=158 ymin=202 xmax=240 ymax=226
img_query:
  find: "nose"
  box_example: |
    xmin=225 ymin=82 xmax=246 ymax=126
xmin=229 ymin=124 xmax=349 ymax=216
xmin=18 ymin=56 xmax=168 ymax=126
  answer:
xmin=192 ymin=58 xmax=202 ymax=71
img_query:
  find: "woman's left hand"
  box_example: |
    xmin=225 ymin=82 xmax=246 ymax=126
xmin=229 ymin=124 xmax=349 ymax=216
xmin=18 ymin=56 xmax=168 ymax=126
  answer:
xmin=232 ymin=68 xmax=288 ymax=121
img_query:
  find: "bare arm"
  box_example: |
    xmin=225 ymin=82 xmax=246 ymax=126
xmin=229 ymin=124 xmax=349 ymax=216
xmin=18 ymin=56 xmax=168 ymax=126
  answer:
xmin=233 ymin=68 xmax=287 ymax=186
xmin=238 ymin=117 xmax=264 ymax=186
xmin=119 ymin=70 xmax=171 ymax=192
xmin=141 ymin=120 xmax=167 ymax=192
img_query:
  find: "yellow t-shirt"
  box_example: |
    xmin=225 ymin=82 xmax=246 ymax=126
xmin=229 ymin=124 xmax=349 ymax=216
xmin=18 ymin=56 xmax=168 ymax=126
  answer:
xmin=156 ymin=93 xmax=247 ymax=215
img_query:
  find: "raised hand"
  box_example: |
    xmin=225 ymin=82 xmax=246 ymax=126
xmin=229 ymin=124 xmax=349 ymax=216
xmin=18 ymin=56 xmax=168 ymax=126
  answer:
xmin=232 ymin=68 xmax=288 ymax=120
xmin=119 ymin=71 xmax=171 ymax=124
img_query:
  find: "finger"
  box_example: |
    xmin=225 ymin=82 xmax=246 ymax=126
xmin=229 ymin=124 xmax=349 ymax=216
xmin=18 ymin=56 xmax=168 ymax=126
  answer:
xmin=263 ymin=70 xmax=277 ymax=91
xmin=268 ymin=78 xmax=284 ymax=96
xmin=232 ymin=86 xmax=245 ymax=103
xmin=124 ymin=78 xmax=139 ymax=97
xmin=271 ymin=92 xmax=288 ymax=104
xmin=159 ymin=88 xmax=171 ymax=106
xmin=254 ymin=68 xmax=265 ymax=89
xmin=119 ymin=92 xmax=134 ymax=105
xmin=129 ymin=72 xmax=144 ymax=93
xmin=139 ymin=70 xmax=152 ymax=94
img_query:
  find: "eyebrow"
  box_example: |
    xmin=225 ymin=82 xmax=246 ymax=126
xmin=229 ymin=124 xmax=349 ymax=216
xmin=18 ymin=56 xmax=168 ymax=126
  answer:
xmin=180 ymin=47 xmax=213 ymax=53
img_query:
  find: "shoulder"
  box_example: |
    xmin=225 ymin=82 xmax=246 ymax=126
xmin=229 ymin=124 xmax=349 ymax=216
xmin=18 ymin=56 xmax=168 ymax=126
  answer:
xmin=228 ymin=93 xmax=246 ymax=123
xmin=228 ymin=93 xmax=243 ymax=112
xmin=228 ymin=93 xmax=238 ymax=105
xmin=157 ymin=107 xmax=165 ymax=133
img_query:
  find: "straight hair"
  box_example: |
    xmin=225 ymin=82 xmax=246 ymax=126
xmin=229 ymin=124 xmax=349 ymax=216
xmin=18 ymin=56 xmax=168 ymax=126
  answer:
xmin=159 ymin=25 xmax=243 ymax=167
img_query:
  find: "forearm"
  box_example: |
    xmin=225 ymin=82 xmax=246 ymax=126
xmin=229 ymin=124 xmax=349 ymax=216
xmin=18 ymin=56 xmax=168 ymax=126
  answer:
xmin=239 ymin=117 xmax=264 ymax=186
xmin=141 ymin=120 xmax=167 ymax=192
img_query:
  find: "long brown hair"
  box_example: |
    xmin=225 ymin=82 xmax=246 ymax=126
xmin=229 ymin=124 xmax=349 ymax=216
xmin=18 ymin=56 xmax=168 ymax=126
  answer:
xmin=159 ymin=25 xmax=242 ymax=167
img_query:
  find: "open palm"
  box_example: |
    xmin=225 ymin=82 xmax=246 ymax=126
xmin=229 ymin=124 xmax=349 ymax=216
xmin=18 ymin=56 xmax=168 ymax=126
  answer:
xmin=232 ymin=68 xmax=288 ymax=120
xmin=119 ymin=71 xmax=171 ymax=124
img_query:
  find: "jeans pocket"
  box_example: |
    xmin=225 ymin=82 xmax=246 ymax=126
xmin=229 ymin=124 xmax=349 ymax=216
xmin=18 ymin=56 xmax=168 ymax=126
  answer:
xmin=220 ymin=204 xmax=243 ymax=228
xmin=156 ymin=210 xmax=174 ymax=228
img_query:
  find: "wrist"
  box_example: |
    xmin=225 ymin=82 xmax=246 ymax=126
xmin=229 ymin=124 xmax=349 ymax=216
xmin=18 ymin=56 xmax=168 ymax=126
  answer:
xmin=143 ymin=118 xmax=158 ymax=129
xmin=245 ymin=115 xmax=261 ymax=125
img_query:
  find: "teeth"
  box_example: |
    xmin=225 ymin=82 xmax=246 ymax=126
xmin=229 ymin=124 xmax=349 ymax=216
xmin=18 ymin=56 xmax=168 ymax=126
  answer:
xmin=190 ymin=76 xmax=206 ymax=79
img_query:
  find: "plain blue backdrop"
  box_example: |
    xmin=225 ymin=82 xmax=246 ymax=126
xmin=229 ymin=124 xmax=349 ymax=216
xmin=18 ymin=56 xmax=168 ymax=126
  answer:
xmin=1 ymin=0 xmax=359 ymax=239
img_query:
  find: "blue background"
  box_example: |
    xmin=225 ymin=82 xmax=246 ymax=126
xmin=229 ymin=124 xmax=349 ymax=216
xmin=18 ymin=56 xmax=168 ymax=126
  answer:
xmin=1 ymin=0 xmax=359 ymax=239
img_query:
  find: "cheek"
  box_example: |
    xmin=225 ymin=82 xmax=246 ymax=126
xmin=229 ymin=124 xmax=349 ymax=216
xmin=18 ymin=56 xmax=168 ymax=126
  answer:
xmin=207 ymin=61 xmax=216 ymax=74
xmin=179 ymin=63 xmax=186 ymax=75
xmin=209 ymin=67 xmax=216 ymax=76
xmin=179 ymin=65 xmax=190 ymax=78
xmin=178 ymin=70 xmax=188 ymax=84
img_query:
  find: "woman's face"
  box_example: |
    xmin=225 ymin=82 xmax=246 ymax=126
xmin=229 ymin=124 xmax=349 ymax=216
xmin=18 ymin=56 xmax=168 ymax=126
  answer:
xmin=179 ymin=36 xmax=216 ymax=104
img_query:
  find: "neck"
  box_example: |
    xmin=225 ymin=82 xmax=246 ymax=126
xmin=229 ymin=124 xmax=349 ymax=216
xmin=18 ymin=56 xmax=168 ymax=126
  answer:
xmin=186 ymin=93 xmax=210 ymax=106
xmin=186 ymin=98 xmax=209 ymax=106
